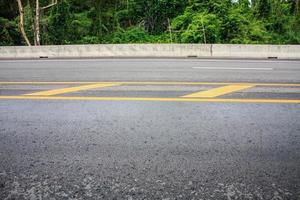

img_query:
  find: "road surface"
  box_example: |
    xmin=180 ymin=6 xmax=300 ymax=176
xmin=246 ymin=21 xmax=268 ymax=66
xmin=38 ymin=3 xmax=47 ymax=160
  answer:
xmin=0 ymin=59 xmax=300 ymax=199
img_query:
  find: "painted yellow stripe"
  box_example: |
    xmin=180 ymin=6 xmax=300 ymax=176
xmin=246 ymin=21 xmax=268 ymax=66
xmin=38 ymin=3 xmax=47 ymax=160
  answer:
xmin=183 ymin=85 xmax=255 ymax=98
xmin=0 ymin=82 xmax=300 ymax=87
xmin=24 ymin=83 xmax=119 ymax=96
xmin=0 ymin=96 xmax=299 ymax=104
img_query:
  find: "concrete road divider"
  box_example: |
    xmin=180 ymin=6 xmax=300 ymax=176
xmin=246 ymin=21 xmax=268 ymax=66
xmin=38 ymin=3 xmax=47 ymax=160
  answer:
xmin=212 ymin=44 xmax=300 ymax=60
xmin=0 ymin=44 xmax=299 ymax=59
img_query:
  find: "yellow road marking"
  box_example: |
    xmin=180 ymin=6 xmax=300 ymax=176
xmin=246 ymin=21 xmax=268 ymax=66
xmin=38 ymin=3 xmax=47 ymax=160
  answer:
xmin=24 ymin=83 xmax=119 ymax=96
xmin=0 ymin=82 xmax=300 ymax=87
xmin=183 ymin=85 xmax=255 ymax=98
xmin=0 ymin=96 xmax=299 ymax=104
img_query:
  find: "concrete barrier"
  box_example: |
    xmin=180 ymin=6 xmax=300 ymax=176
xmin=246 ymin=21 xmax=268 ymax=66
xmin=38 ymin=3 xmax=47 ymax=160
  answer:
xmin=0 ymin=44 xmax=299 ymax=59
xmin=212 ymin=44 xmax=300 ymax=59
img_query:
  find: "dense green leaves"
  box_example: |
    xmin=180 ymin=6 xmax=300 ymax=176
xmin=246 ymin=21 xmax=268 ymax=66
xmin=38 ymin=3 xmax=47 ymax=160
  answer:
xmin=0 ymin=17 xmax=20 ymax=45
xmin=172 ymin=12 xmax=221 ymax=43
xmin=1 ymin=0 xmax=299 ymax=45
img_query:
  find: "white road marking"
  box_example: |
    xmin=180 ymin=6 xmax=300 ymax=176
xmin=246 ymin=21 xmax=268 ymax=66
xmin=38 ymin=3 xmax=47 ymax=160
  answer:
xmin=192 ymin=67 xmax=274 ymax=70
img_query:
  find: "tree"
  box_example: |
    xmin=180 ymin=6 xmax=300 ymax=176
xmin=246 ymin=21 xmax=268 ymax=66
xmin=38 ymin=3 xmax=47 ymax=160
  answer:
xmin=35 ymin=0 xmax=57 ymax=45
xmin=16 ymin=0 xmax=31 ymax=45
xmin=2 ymin=0 xmax=299 ymax=45
xmin=16 ymin=0 xmax=57 ymax=46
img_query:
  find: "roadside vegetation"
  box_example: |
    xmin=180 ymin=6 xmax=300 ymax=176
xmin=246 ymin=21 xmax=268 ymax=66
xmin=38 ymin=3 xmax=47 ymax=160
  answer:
xmin=1 ymin=0 xmax=299 ymax=45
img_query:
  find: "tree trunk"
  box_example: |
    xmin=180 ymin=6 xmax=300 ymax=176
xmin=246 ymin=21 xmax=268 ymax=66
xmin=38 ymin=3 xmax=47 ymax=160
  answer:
xmin=28 ymin=0 xmax=36 ymax=45
xmin=35 ymin=0 xmax=40 ymax=45
xmin=34 ymin=0 xmax=57 ymax=45
xmin=16 ymin=0 xmax=31 ymax=46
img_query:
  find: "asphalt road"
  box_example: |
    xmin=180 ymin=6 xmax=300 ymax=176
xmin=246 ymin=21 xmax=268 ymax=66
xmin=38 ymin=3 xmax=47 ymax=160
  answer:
xmin=0 ymin=59 xmax=300 ymax=83
xmin=0 ymin=59 xmax=300 ymax=200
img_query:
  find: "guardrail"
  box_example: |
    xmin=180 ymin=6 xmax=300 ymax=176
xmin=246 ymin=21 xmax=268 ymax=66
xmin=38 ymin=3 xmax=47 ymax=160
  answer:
xmin=0 ymin=44 xmax=299 ymax=59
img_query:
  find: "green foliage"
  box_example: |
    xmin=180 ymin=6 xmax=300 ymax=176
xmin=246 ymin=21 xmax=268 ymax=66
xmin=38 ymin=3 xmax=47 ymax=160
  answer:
xmin=109 ymin=27 xmax=154 ymax=43
xmin=0 ymin=17 xmax=19 ymax=45
xmin=46 ymin=0 xmax=72 ymax=44
xmin=221 ymin=6 xmax=269 ymax=44
xmin=255 ymin=0 xmax=271 ymax=19
xmin=172 ymin=12 xmax=221 ymax=43
xmin=1 ymin=0 xmax=300 ymax=45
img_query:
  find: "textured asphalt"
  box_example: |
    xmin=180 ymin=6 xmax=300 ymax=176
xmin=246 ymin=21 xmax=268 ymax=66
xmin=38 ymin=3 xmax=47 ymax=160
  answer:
xmin=0 ymin=59 xmax=300 ymax=83
xmin=0 ymin=59 xmax=300 ymax=200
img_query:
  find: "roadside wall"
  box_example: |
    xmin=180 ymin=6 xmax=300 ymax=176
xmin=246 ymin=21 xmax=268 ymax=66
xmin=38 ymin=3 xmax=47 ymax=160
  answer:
xmin=212 ymin=44 xmax=300 ymax=59
xmin=0 ymin=44 xmax=299 ymax=59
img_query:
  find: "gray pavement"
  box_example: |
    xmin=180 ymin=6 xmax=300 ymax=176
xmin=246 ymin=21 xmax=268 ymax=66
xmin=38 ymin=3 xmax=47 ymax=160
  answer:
xmin=0 ymin=59 xmax=300 ymax=83
xmin=0 ymin=59 xmax=300 ymax=199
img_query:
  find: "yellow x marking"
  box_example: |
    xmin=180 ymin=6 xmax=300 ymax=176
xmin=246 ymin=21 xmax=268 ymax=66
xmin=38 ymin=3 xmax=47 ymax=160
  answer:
xmin=24 ymin=83 xmax=119 ymax=96
xmin=182 ymin=85 xmax=255 ymax=98
xmin=0 ymin=81 xmax=299 ymax=103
